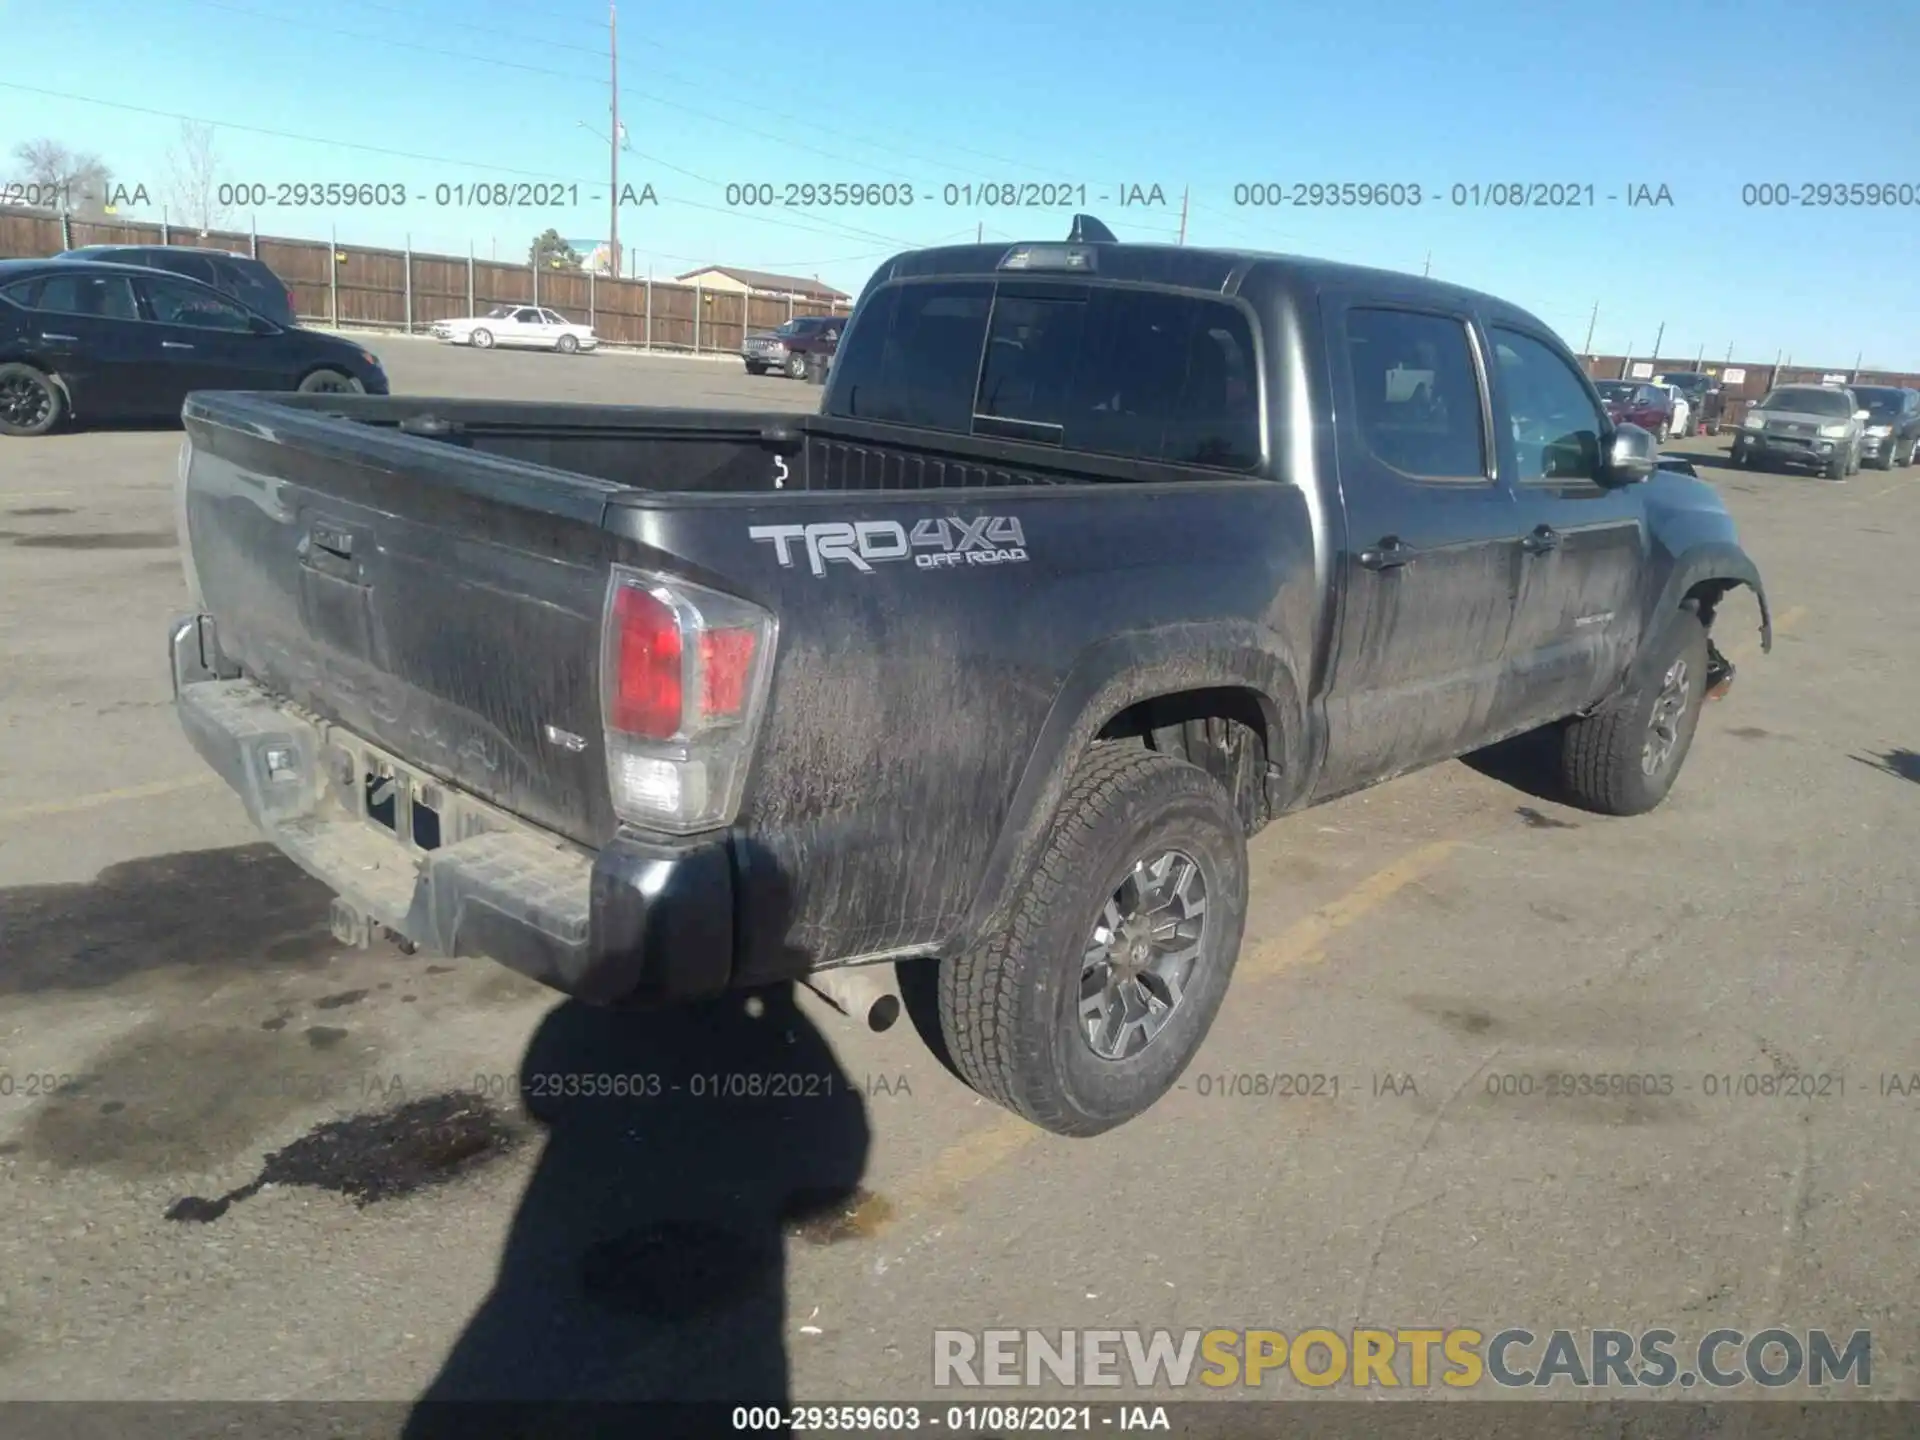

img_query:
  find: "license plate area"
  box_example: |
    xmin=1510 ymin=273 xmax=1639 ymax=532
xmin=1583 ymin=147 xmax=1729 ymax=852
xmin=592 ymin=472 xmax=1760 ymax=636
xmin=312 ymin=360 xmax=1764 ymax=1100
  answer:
xmin=318 ymin=724 xmax=503 ymax=857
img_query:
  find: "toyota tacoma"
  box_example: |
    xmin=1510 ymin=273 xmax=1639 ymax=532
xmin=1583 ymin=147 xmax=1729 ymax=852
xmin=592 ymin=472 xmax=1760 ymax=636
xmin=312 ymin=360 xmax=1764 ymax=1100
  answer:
xmin=169 ymin=218 xmax=1771 ymax=1136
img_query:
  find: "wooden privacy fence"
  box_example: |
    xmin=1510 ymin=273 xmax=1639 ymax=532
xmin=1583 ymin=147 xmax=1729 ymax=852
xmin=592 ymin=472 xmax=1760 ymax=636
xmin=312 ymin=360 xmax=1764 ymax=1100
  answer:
xmin=0 ymin=208 xmax=854 ymax=352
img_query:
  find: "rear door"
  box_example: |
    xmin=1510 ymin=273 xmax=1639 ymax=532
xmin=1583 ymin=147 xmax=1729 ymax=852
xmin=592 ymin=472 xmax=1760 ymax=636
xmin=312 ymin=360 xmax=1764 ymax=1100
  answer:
xmin=2 ymin=270 xmax=154 ymax=419
xmin=1313 ymin=302 xmax=1523 ymax=797
xmin=1492 ymin=325 xmax=1648 ymax=726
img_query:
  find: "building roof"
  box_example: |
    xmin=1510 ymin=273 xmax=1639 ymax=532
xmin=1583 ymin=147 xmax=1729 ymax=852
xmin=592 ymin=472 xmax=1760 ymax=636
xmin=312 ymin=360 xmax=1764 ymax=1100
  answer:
xmin=674 ymin=265 xmax=850 ymax=301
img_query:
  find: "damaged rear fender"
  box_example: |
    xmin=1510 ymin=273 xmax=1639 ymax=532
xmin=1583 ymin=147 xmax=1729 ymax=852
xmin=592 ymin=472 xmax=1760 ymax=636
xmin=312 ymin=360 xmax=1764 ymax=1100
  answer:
xmin=948 ymin=622 xmax=1307 ymax=958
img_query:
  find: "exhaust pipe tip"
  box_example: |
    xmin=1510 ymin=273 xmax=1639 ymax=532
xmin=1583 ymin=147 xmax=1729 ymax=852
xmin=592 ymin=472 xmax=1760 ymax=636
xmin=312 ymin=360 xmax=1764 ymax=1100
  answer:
xmin=804 ymin=967 xmax=902 ymax=1032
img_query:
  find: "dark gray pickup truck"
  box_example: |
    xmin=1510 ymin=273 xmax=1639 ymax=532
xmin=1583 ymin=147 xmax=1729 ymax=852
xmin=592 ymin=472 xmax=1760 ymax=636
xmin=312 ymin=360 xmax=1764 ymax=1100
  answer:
xmin=170 ymin=219 xmax=1771 ymax=1135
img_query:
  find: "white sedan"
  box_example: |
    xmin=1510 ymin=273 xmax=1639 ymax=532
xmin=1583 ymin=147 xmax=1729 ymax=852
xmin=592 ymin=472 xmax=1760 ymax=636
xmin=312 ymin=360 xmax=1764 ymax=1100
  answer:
xmin=430 ymin=306 xmax=598 ymax=354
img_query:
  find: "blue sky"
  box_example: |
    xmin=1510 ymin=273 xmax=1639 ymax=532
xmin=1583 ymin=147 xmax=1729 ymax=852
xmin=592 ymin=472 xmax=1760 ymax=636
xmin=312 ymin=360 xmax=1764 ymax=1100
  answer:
xmin=5 ymin=0 xmax=1919 ymax=367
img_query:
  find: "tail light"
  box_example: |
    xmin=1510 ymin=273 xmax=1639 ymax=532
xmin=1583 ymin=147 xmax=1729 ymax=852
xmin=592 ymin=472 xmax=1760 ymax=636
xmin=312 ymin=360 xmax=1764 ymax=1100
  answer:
xmin=600 ymin=566 xmax=778 ymax=834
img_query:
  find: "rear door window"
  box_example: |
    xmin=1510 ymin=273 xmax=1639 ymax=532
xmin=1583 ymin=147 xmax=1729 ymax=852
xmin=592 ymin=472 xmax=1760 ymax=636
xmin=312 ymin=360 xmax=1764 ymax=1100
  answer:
xmin=829 ymin=280 xmax=993 ymax=434
xmin=827 ymin=279 xmax=1260 ymax=470
xmin=19 ymin=272 xmax=140 ymax=320
xmin=145 ymin=250 xmax=220 ymax=286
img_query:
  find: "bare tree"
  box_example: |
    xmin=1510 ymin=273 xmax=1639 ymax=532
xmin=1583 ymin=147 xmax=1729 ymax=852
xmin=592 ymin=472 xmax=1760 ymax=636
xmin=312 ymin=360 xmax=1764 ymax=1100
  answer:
xmin=164 ymin=121 xmax=230 ymax=233
xmin=10 ymin=139 xmax=113 ymax=217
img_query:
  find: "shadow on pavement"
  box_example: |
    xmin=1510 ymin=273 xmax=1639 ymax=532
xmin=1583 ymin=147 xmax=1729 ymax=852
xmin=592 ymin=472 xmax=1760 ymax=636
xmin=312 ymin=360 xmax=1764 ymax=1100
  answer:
xmin=1853 ymin=747 xmax=1920 ymax=786
xmin=404 ymin=858 xmax=872 ymax=1438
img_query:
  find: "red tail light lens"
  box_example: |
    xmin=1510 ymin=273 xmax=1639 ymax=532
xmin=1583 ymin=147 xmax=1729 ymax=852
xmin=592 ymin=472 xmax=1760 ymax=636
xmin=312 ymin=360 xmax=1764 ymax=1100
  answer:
xmin=699 ymin=628 xmax=758 ymax=719
xmin=610 ymin=584 xmax=682 ymax=738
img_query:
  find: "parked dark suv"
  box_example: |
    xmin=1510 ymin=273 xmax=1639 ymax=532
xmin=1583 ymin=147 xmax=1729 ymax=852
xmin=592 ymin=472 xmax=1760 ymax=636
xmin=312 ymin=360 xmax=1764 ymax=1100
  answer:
xmin=742 ymin=313 xmax=845 ymax=378
xmin=55 ymin=245 xmax=297 ymax=328
xmin=1850 ymin=385 xmax=1920 ymax=469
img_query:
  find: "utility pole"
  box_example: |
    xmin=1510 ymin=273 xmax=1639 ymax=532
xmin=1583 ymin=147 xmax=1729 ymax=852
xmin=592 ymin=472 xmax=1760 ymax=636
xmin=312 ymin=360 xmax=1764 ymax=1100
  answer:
xmin=609 ymin=3 xmax=621 ymax=278
xmin=1177 ymin=186 xmax=1189 ymax=245
xmin=1650 ymin=321 xmax=1665 ymax=368
xmin=1582 ymin=300 xmax=1598 ymax=357
xmin=1694 ymin=343 xmax=1704 ymax=368
xmin=1853 ymin=349 xmax=1863 ymax=381
xmin=1422 ymin=251 xmax=1431 ymax=277
xmin=976 ymin=221 xmax=982 ymax=243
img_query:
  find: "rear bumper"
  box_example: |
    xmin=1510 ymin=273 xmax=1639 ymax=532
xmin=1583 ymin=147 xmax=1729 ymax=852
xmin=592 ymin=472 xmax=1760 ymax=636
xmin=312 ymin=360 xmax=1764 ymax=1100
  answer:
xmin=169 ymin=614 xmax=734 ymax=1006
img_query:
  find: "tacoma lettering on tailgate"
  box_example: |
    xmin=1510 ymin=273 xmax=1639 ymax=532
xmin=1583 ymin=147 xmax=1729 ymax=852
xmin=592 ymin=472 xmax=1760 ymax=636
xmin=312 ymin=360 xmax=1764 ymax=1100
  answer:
xmin=748 ymin=516 xmax=1028 ymax=577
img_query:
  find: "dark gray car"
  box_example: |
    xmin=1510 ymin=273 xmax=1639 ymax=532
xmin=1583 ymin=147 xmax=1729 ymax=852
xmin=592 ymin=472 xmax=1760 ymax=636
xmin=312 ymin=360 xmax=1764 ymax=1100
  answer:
xmin=1731 ymin=384 xmax=1869 ymax=479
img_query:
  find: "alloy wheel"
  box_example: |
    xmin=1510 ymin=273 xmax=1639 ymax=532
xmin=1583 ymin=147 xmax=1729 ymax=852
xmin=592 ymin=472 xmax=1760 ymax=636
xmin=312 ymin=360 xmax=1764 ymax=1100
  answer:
xmin=1079 ymin=848 xmax=1208 ymax=1061
xmin=1641 ymin=657 xmax=1691 ymax=776
xmin=1 ymin=372 xmax=52 ymax=430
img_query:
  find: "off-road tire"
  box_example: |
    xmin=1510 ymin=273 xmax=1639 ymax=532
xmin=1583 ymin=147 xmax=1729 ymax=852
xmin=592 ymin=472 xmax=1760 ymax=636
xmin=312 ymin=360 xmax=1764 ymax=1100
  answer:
xmin=937 ymin=744 xmax=1249 ymax=1137
xmin=1560 ymin=607 xmax=1710 ymax=816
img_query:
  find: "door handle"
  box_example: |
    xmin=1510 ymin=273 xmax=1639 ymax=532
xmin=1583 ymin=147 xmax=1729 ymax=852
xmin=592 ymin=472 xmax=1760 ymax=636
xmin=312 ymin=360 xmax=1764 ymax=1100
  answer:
xmin=1521 ymin=525 xmax=1561 ymax=555
xmin=162 ymin=341 xmax=195 ymax=350
xmin=39 ymin=332 xmax=79 ymax=343
xmin=1358 ymin=537 xmax=1416 ymax=571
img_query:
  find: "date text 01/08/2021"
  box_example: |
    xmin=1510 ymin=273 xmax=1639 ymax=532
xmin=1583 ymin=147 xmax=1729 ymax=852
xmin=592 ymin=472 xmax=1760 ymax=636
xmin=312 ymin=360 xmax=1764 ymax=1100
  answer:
xmin=208 ymin=181 xmax=662 ymax=209
xmin=1230 ymin=182 xmax=1675 ymax=208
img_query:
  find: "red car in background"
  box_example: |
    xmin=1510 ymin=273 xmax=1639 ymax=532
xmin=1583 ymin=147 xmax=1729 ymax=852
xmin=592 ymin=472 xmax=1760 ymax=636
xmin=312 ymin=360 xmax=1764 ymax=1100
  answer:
xmin=1594 ymin=379 xmax=1677 ymax=440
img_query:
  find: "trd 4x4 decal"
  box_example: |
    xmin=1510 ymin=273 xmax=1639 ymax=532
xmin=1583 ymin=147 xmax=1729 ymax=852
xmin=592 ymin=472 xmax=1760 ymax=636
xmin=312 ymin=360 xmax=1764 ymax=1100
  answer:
xmin=748 ymin=516 xmax=1028 ymax=576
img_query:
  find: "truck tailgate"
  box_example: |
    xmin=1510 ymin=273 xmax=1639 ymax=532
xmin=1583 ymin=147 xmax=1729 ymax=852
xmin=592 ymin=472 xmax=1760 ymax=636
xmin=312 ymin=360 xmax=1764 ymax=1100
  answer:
xmin=179 ymin=394 xmax=628 ymax=848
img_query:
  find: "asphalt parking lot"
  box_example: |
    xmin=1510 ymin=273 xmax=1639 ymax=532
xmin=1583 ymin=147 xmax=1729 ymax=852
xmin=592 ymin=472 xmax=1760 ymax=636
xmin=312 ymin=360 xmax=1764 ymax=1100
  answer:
xmin=1 ymin=334 xmax=1917 ymax=1414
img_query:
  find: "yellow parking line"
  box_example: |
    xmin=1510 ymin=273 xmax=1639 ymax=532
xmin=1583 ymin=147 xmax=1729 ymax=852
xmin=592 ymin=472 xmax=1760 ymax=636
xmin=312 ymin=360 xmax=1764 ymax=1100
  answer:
xmin=0 ymin=773 xmax=216 ymax=824
xmin=857 ymin=833 xmax=1471 ymax=1238
xmin=1865 ymin=473 xmax=1919 ymax=501
xmin=1237 ymin=839 xmax=1465 ymax=981
xmin=1729 ymin=603 xmax=1805 ymax=665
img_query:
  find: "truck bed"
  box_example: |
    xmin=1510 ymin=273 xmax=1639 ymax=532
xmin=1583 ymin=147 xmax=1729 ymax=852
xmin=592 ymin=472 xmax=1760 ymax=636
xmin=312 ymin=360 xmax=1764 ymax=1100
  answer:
xmin=174 ymin=390 xmax=1318 ymax=989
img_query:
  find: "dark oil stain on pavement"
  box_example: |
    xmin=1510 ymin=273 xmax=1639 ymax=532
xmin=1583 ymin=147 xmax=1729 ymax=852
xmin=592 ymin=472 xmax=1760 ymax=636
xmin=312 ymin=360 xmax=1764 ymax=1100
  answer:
xmin=6 ymin=505 xmax=75 ymax=516
xmin=0 ymin=843 xmax=336 ymax=995
xmin=1727 ymin=726 xmax=1772 ymax=740
xmin=784 ymin=1186 xmax=892 ymax=1244
xmin=21 ymin=1019 xmax=385 ymax=1178
xmin=165 ymin=1092 xmax=520 ymax=1223
xmin=261 ymin=1012 xmax=292 ymax=1031
xmin=313 ymin=989 xmax=370 ymax=1010
xmin=8 ymin=531 xmax=177 ymax=550
xmin=1516 ymin=805 xmax=1579 ymax=830
xmin=306 ymin=1025 xmax=350 ymax=1049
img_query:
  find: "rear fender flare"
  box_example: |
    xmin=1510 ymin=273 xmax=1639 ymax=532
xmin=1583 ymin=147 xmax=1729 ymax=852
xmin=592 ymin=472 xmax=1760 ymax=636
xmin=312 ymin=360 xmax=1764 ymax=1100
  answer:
xmin=951 ymin=622 xmax=1306 ymax=955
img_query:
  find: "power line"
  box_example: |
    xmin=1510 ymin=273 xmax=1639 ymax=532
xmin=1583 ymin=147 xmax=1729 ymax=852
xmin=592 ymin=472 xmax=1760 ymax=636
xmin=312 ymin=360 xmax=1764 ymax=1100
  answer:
xmin=0 ymin=80 xmax=948 ymax=256
xmin=312 ymin=0 xmax=1084 ymax=185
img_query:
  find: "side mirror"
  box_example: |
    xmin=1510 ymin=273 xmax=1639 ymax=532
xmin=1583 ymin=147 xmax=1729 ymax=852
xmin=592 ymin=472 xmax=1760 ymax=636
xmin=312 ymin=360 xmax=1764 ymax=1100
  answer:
xmin=1600 ymin=423 xmax=1658 ymax=485
xmin=1853 ymin=409 xmax=1870 ymax=422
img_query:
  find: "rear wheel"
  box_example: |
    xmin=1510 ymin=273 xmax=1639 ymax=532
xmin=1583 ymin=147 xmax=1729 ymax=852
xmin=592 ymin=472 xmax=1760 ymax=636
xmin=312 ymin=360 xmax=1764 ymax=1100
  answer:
xmin=297 ymin=369 xmax=364 ymax=395
xmin=1560 ymin=607 xmax=1710 ymax=816
xmin=556 ymin=333 xmax=579 ymax=355
xmin=937 ymin=745 xmax=1249 ymax=1137
xmin=0 ymin=363 xmax=63 ymax=437
xmin=470 ymin=328 xmax=494 ymax=350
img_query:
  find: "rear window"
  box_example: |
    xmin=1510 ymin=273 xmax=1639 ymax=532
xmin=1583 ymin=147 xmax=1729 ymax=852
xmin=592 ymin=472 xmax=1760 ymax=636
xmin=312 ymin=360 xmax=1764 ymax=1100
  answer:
xmin=828 ymin=279 xmax=1262 ymax=471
